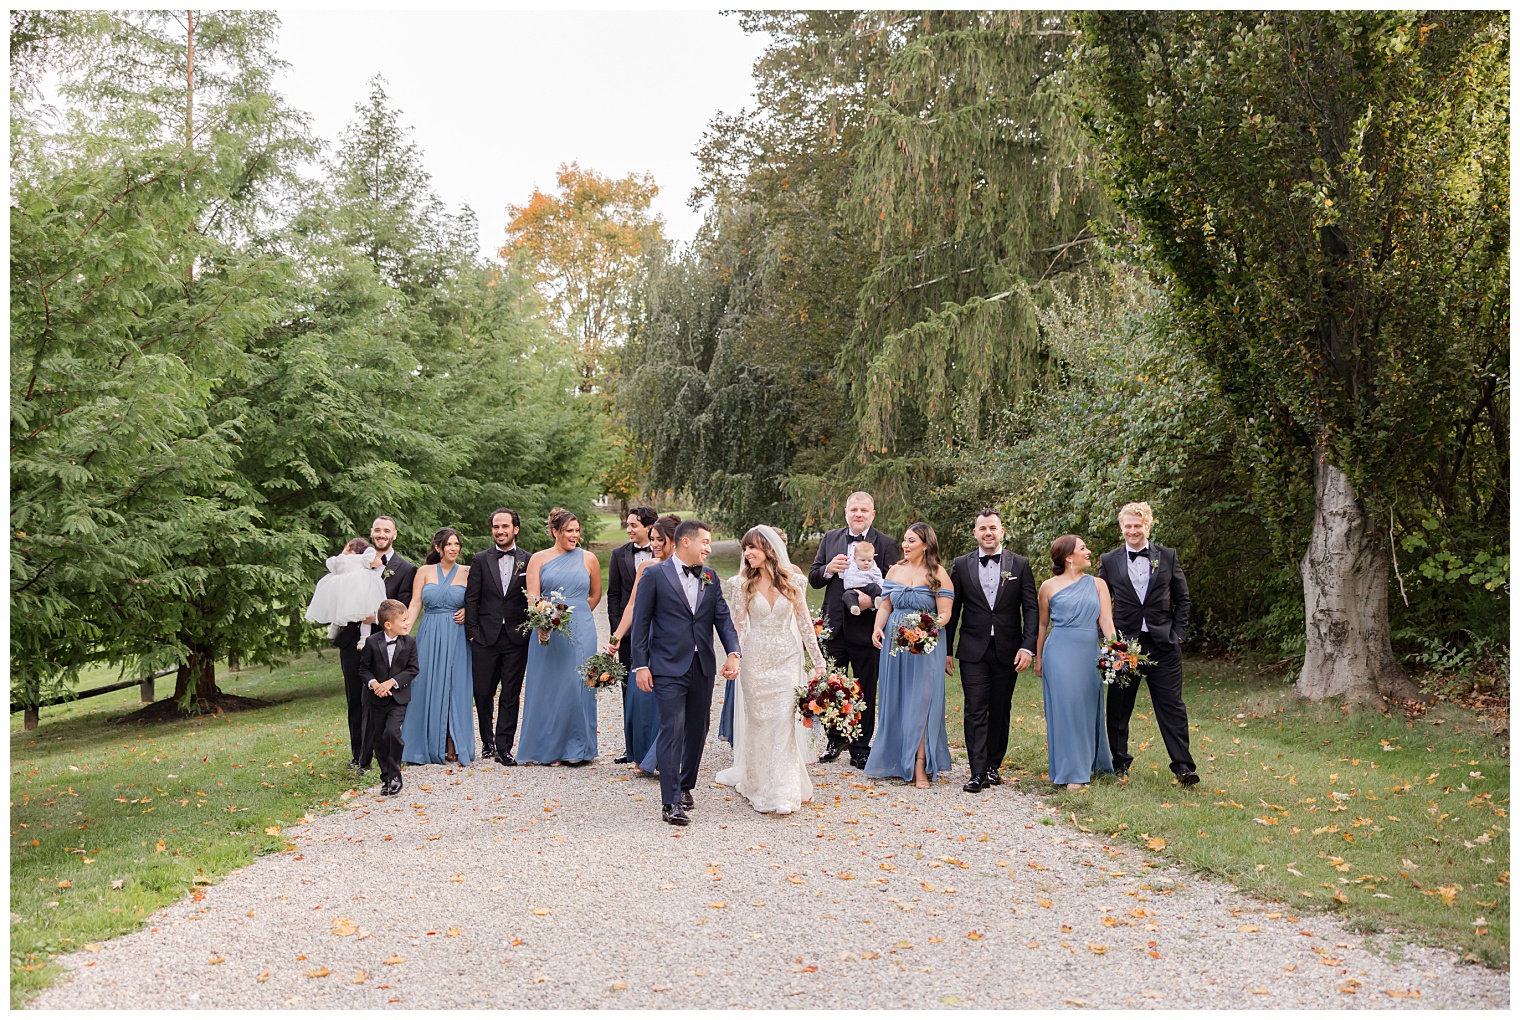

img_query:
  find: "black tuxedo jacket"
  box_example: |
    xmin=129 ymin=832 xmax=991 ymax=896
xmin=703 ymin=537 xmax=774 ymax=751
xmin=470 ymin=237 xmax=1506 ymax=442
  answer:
xmin=808 ymin=526 xmax=902 ymax=640
xmin=1097 ymin=543 xmax=1191 ymax=647
xmin=379 ymin=551 xmax=418 ymax=607
xmin=944 ymin=550 xmax=1038 ymax=664
xmin=606 ymin=541 xmax=647 ymax=635
xmin=357 ymin=632 xmax=419 ymax=706
xmin=462 ymin=546 xmax=531 ymax=647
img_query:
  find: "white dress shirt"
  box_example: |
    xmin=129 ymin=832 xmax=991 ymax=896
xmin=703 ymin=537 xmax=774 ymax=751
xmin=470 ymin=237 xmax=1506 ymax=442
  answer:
xmin=1126 ymin=542 xmax=1151 ymax=632
xmin=677 ymin=561 xmax=702 ymax=614
xmin=496 ymin=545 xmax=517 ymax=594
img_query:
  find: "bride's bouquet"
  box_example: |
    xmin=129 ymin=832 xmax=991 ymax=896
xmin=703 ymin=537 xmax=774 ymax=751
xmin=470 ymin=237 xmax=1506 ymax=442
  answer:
xmin=890 ymin=612 xmax=939 ymax=656
xmin=795 ymin=671 xmax=864 ymax=739
xmin=1097 ymin=634 xmax=1151 ymax=687
xmin=521 ymin=588 xmax=573 ymax=645
xmin=810 ymin=608 xmax=833 ymax=644
xmin=580 ymin=651 xmax=628 ymax=690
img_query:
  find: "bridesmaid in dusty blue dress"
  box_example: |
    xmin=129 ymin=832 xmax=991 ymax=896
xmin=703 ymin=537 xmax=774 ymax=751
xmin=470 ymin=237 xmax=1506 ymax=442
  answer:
xmin=401 ymin=528 xmax=476 ymax=766
xmin=1036 ymin=534 xmax=1116 ymax=788
xmin=866 ymin=523 xmax=955 ymax=788
xmin=518 ymin=508 xmax=602 ymax=766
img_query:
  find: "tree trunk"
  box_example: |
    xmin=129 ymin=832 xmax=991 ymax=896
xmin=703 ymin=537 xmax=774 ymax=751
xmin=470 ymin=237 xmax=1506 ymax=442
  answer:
xmin=171 ymin=642 xmax=222 ymax=709
xmin=1296 ymin=451 xmax=1422 ymax=704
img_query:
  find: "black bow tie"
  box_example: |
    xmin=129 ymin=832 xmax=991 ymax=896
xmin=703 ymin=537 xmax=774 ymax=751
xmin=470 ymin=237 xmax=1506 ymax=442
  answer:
xmin=980 ymin=553 xmax=1002 ymax=567
xmin=845 ymin=532 xmax=867 ymax=544
xmin=385 ymin=638 xmax=398 ymax=646
xmin=1128 ymin=548 xmax=1150 ymax=561
xmin=682 ymin=563 xmax=704 ymax=579
xmin=633 ymin=545 xmax=651 ymax=554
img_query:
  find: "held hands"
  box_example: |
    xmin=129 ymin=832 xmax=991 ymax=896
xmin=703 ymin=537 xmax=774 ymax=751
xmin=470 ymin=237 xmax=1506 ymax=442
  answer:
xmin=720 ymin=653 xmax=741 ymax=680
xmin=1014 ymin=648 xmax=1034 ymax=672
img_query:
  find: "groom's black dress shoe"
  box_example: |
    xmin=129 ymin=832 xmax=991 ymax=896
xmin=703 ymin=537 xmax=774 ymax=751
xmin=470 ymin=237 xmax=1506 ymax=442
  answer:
xmin=1177 ymin=770 xmax=1200 ymax=787
xmin=963 ymin=775 xmax=986 ymax=793
xmin=986 ymin=769 xmax=1004 ymax=786
xmin=614 ymin=754 xmax=633 ymax=764
xmin=817 ymin=744 xmax=843 ymax=764
xmin=680 ymin=790 xmax=695 ymax=809
xmin=662 ymin=804 xmax=690 ymax=826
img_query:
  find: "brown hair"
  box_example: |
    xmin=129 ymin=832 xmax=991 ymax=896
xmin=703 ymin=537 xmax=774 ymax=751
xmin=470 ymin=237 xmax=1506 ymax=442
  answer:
xmin=648 ymin=514 xmax=682 ymax=547
xmin=343 ymin=537 xmax=371 ymax=554
xmin=1050 ymin=534 xmax=1080 ymax=575
xmin=740 ymin=527 xmax=802 ymax=605
xmin=904 ymin=522 xmax=942 ymax=580
xmin=376 ymin=599 xmax=407 ymax=625
xmin=547 ymin=507 xmax=579 ymax=535
xmin=425 ymin=527 xmax=461 ymax=565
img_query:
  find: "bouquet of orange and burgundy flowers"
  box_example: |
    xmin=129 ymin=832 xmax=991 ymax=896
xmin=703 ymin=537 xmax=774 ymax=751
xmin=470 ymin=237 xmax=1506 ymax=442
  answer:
xmin=580 ymin=651 xmax=628 ymax=690
xmin=810 ymin=608 xmax=833 ymax=644
xmin=1097 ymin=634 xmax=1151 ymax=687
xmin=795 ymin=671 xmax=864 ymax=740
xmin=890 ymin=612 xmax=939 ymax=656
xmin=520 ymin=588 xmax=573 ymax=644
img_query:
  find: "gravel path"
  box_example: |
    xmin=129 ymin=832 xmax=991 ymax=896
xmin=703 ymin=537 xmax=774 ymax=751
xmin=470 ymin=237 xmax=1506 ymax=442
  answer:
xmin=30 ymin=598 xmax=1509 ymax=1010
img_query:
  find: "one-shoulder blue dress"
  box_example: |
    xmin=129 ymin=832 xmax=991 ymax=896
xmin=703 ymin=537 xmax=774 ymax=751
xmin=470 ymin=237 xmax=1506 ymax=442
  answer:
xmin=517 ymin=548 xmax=599 ymax=764
xmin=864 ymin=581 xmax=954 ymax=782
xmin=1041 ymin=574 xmax=1114 ymax=784
xmin=401 ymin=563 xmax=476 ymax=765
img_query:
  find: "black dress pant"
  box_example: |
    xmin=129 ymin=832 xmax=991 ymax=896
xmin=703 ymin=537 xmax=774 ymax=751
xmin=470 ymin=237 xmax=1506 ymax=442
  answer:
xmin=652 ymin=660 xmax=714 ymax=808
xmin=335 ymin=623 xmax=367 ymax=766
xmin=960 ymin=653 xmax=1019 ymax=777
xmin=361 ymin=698 xmax=406 ymax=784
xmin=471 ymin=634 xmax=529 ymax=754
xmin=1105 ymin=634 xmax=1195 ymax=774
xmin=825 ymin=636 xmax=880 ymax=756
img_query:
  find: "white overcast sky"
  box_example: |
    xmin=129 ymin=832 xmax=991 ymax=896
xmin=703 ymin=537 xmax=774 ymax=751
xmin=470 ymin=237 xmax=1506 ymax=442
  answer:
xmin=275 ymin=10 xmax=771 ymax=257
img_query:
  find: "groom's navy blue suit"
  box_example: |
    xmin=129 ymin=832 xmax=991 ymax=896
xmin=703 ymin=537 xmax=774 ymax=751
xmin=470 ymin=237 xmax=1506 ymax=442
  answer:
xmin=629 ymin=556 xmax=741 ymax=809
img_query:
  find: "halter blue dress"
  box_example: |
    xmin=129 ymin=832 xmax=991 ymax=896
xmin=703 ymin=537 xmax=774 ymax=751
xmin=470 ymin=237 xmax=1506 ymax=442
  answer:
xmin=1041 ymin=574 xmax=1114 ymax=784
xmin=864 ymin=581 xmax=954 ymax=782
xmin=517 ymin=548 xmax=599 ymax=764
xmin=401 ymin=562 xmax=476 ymax=765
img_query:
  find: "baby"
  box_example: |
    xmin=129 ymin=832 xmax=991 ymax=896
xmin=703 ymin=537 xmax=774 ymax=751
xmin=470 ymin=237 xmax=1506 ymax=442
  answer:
xmin=840 ymin=541 xmax=884 ymax=615
xmin=304 ymin=538 xmax=387 ymax=646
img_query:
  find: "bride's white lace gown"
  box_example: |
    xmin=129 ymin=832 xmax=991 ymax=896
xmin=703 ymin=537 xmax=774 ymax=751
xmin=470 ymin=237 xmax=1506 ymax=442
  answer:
xmin=715 ymin=573 xmax=826 ymax=814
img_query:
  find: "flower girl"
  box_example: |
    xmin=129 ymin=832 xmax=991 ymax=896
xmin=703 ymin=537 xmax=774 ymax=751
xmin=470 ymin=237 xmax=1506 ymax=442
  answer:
xmin=305 ymin=538 xmax=387 ymax=647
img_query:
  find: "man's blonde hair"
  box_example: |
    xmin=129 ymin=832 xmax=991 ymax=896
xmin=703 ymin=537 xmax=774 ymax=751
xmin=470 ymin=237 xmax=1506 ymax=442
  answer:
xmin=1118 ymin=501 xmax=1155 ymax=527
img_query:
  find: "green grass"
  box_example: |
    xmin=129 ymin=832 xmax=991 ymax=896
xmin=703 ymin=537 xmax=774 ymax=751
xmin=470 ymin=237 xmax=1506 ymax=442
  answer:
xmin=9 ymin=651 xmax=356 ymax=1006
xmin=939 ymin=657 xmax=1510 ymax=968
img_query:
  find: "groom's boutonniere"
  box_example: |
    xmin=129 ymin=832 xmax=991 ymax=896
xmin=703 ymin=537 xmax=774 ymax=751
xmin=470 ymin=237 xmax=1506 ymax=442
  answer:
xmin=699 ymin=569 xmax=713 ymax=589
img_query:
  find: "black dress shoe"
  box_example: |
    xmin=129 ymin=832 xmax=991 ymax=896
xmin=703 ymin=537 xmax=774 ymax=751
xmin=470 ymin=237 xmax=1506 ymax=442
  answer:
xmin=817 ymin=744 xmax=843 ymax=764
xmin=986 ymin=769 xmax=1004 ymax=786
xmin=1177 ymin=770 xmax=1200 ymax=787
xmin=565 ymin=758 xmax=592 ymax=767
xmin=662 ymin=803 xmax=690 ymax=826
xmin=481 ymin=744 xmax=497 ymax=760
xmin=614 ymin=754 xmax=633 ymax=764
xmin=963 ymin=775 xmax=986 ymax=793
xmin=495 ymin=752 xmax=517 ymax=767
xmin=382 ymin=777 xmax=402 ymax=796
xmin=1114 ymin=768 xmax=1129 ymax=780
xmin=849 ymin=753 xmax=869 ymax=770
xmin=680 ymin=790 xmax=695 ymax=809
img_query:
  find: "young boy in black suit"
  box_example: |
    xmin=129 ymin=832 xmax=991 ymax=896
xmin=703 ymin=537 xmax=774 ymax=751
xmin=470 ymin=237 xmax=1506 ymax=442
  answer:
xmin=358 ymin=599 xmax=418 ymax=796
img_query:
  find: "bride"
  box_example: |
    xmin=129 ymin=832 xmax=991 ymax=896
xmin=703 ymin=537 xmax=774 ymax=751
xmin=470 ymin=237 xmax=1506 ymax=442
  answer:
xmin=715 ymin=526 xmax=826 ymax=815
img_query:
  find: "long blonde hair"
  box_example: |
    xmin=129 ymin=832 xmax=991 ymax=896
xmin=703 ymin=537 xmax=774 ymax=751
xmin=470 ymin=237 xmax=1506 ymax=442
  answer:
xmin=740 ymin=527 xmax=801 ymax=604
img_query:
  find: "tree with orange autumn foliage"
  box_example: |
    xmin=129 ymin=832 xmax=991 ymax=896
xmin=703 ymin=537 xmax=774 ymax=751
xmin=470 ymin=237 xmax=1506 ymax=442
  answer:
xmin=501 ymin=162 xmax=663 ymax=390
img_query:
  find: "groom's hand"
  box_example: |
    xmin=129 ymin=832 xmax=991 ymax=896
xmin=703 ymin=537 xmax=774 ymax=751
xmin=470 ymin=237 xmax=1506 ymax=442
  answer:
xmin=720 ymin=653 xmax=740 ymax=679
xmin=635 ymin=667 xmax=653 ymax=692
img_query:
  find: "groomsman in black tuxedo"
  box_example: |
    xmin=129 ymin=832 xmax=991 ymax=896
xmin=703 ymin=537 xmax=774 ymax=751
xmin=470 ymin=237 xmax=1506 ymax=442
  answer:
xmin=358 ymin=599 xmax=418 ymax=795
xmin=808 ymin=491 xmax=901 ymax=769
xmin=463 ymin=508 xmax=531 ymax=765
xmin=1096 ymin=501 xmax=1198 ymax=786
xmin=607 ymin=506 xmax=658 ymax=763
xmin=944 ymin=508 xmax=1038 ymax=792
xmin=340 ymin=515 xmax=417 ymax=773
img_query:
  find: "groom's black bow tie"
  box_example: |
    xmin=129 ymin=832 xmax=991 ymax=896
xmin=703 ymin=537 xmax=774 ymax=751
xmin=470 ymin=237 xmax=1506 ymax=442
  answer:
xmin=980 ymin=553 xmax=1002 ymax=567
xmin=682 ymin=563 xmax=704 ymax=579
xmin=1128 ymin=547 xmax=1150 ymax=561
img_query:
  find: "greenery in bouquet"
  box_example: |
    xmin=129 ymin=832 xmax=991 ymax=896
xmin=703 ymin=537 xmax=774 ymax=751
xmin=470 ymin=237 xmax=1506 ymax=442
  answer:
xmin=795 ymin=671 xmax=865 ymax=740
xmin=521 ymin=587 xmax=573 ymax=644
xmin=1097 ymin=634 xmax=1152 ymax=687
xmin=580 ymin=651 xmax=628 ymax=690
xmin=811 ymin=609 xmax=833 ymax=645
xmin=890 ymin=612 xmax=939 ymax=656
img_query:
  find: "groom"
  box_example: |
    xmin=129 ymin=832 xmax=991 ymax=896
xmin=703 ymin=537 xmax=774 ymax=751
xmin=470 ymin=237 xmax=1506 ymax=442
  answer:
xmin=630 ymin=519 xmax=741 ymax=826
xmin=1096 ymin=501 xmax=1198 ymax=787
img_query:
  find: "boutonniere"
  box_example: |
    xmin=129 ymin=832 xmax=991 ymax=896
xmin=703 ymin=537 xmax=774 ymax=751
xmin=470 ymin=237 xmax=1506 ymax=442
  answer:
xmin=700 ymin=570 xmax=713 ymax=589
xmin=383 ymin=568 xmax=395 ymax=580
xmin=1150 ymin=558 xmax=1158 ymax=574
xmin=515 ymin=559 xmax=528 ymax=575
xmin=1000 ymin=569 xmax=1015 ymax=583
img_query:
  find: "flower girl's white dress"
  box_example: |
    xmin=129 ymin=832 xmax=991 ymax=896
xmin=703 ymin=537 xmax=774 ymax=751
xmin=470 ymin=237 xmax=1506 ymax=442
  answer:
xmin=304 ymin=552 xmax=386 ymax=642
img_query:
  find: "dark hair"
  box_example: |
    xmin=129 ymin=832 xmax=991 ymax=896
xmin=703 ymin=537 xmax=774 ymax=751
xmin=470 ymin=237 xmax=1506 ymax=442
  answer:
xmin=649 ymin=514 xmax=682 ymax=544
xmin=490 ymin=507 xmax=520 ymax=529
xmin=343 ymin=537 xmax=371 ymax=554
xmin=973 ymin=507 xmax=1002 ymax=527
xmin=673 ymin=519 xmax=710 ymax=546
xmin=628 ymin=506 xmax=658 ymax=528
xmin=425 ymin=527 xmax=462 ymax=565
xmin=1050 ymin=534 xmax=1080 ymax=575
xmin=376 ymin=599 xmax=407 ymax=625
xmin=547 ymin=507 xmax=579 ymax=535
xmin=904 ymin=522 xmax=943 ymax=579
